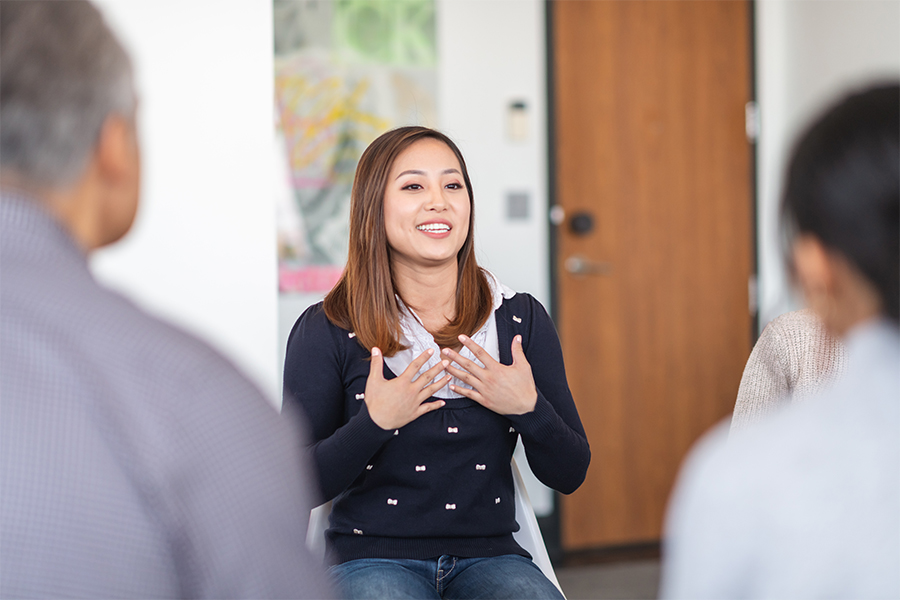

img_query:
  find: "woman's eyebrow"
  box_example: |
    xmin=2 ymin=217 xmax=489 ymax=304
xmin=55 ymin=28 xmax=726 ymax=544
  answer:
xmin=395 ymin=168 xmax=462 ymax=180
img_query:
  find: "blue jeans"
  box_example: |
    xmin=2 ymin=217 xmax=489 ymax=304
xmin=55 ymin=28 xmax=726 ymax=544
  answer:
xmin=329 ymin=554 xmax=564 ymax=600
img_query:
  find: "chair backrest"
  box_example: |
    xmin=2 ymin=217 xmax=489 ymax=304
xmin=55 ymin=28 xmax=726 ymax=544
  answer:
xmin=305 ymin=501 xmax=331 ymax=561
xmin=510 ymin=457 xmax=563 ymax=594
xmin=306 ymin=457 xmax=564 ymax=597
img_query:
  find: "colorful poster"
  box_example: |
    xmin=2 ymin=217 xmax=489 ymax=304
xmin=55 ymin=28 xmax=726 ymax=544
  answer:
xmin=274 ymin=0 xmax=437 ymax=292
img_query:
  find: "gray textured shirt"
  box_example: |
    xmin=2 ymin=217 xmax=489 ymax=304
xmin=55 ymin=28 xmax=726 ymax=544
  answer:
xmin=662 ymin=318 xmax=900 ymax=599
xmin=0 ymin=195 xmax=331 ymax=598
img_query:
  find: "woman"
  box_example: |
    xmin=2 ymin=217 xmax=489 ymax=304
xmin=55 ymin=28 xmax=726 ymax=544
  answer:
xmin=284 ymin=126 xmax=590 ymax=599
xmin=662 ymin=84 xmax=899 ymax=598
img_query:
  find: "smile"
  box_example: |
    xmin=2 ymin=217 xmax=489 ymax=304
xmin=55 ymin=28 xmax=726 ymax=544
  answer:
xmin=416 ymin=223 xmax=451 ymax=233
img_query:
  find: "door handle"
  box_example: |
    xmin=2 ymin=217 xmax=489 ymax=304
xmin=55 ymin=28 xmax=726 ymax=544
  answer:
xmin=564 ymin=255 xmax=612 ymax=276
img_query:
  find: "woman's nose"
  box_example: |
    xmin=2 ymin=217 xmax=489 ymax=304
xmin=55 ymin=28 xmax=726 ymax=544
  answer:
xmin=425 ymin=187 xmax=448 ymax=210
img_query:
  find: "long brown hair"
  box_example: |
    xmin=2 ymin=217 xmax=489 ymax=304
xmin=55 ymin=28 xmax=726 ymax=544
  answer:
xmin=323 ymin=126 xmax=492 ymax=355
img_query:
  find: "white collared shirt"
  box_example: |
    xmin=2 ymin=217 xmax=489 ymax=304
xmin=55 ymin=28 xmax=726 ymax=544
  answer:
xmin=384 ymin=271 xmax=516 ymax=399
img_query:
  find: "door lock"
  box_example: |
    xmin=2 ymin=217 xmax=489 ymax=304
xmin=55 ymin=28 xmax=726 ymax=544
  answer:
xmin=568 ymin=211 xmax=595 ymax=236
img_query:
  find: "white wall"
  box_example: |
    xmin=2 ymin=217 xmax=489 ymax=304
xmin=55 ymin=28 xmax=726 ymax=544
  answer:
xmin=437 ymin=0 xmax=550 ymax=308
xmin=755 ymin=0 xmax=900 ymax=329
xmin=91 ymin=0 xmax=281 ymax=403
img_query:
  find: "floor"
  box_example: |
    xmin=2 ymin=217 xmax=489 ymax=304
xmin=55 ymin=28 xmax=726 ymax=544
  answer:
xmin=554 ymin=560 xmax=661 ymax=600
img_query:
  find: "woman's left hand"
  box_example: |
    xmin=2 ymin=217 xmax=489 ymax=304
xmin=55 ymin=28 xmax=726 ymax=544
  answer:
xmin=442 ymin=334 xmax=538 ymax=415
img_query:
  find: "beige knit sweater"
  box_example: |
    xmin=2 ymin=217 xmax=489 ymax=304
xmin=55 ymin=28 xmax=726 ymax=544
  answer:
xmin=730 ymin=309 xmax=848 ymax=433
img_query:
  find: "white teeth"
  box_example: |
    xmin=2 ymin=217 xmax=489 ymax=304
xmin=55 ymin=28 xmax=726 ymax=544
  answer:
xmin=416 ymin=223 xmax=450 ymax=232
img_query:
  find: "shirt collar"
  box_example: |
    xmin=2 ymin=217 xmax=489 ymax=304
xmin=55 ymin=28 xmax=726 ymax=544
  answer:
xmin=1 ymin=191 xmax=86 ymax=263
xmin=396 ymin=269 xmax=515 ymax=333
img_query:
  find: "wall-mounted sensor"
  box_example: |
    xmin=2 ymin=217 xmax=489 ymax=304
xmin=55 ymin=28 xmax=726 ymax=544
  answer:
xmin=507 ymin=100 xmax=528 ymax=142
xmin=506 ymin=191 xmax=530 ymax=220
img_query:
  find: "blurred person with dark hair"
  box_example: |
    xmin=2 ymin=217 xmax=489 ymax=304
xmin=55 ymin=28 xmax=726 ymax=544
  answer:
xmin=0 ymin=2 xmax=330 ymax=598
xmin=661 ymin=83 xmax=899 ymax=598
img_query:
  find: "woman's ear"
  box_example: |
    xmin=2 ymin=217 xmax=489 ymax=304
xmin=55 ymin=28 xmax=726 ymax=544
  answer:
xmin=792 ymin=234 xmax=882 ymax=336
xmin=793 ymin=234 xmax=840 ymax=332
xmin=792 ymin=235 xmax=833 ymax=303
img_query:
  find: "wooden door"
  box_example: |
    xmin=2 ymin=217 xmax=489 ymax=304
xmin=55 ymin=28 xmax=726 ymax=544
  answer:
xmin=552 ymin=0 xmax=754 ymax=550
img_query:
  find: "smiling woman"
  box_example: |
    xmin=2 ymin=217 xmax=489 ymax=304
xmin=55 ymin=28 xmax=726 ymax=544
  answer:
xmin=282 ymin=126 xmax=590 ymax=600
xmin=325 ymin=127 xmax=492 ymax=355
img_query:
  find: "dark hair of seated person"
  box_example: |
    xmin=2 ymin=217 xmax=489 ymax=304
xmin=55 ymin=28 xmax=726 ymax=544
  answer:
xmin=781 ymin=83 xmax=900 ymax=324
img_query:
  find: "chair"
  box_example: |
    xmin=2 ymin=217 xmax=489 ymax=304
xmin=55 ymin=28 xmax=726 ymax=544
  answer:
xmin=306 ymin=457 xmax=565 ymax=596
xmin=510 ymin=457 xmax=564 ymax=595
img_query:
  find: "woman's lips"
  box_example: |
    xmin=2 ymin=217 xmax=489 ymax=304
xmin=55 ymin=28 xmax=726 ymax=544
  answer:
xmin=416 ymin=221 xmax=451 ymax=237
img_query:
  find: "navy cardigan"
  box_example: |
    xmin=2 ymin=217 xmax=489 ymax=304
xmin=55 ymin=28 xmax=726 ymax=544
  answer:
xmin=283 ymin=292 xmax=590 ymax=563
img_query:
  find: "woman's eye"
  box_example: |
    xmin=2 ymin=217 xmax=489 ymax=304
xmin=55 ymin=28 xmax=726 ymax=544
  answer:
xmin=402 ymin=183 xmax=422 ymax=191
xmin=445 ymin=182 xmax=463 ymax=190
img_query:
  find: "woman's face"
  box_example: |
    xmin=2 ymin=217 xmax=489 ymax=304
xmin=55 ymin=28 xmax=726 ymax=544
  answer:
xmin=382 ymin=138 xmax=470 ymax=270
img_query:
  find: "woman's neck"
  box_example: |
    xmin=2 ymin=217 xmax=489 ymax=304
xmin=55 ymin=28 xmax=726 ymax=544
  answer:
xmin=392 ymin=258 xmax=458 ymax=330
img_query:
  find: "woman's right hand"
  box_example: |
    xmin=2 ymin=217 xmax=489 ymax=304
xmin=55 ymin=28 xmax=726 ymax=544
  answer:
xmin=365 ymin=348 xmax=450 ymax=430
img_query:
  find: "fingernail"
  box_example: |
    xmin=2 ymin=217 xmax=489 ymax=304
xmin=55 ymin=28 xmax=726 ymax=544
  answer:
xmin=440 ymin=401 xmax=446 ymax=407
xmin=427 ymin=348 xmax=434 ymax=356
xmin=459 ymin=335 xmax=467 ymax=341
xmin=442 ymin=360 xmax=449 ymax=367
xmin=372 ymin=347 xmax=380 ymax=356
xmin=449 ymin=384 xmax=456 ymax=390
xmin=442 ymin=348 xmax=451 ymax=355
xmin=516 ymin=335 xmax=522 ymax=343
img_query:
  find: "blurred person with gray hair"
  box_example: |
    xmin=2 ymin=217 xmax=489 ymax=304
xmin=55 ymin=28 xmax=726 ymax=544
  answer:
xmin=661 ymin=83 xmax=899 ymax=598
xmin=0 ymin=2 xmax=331 ymax=598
